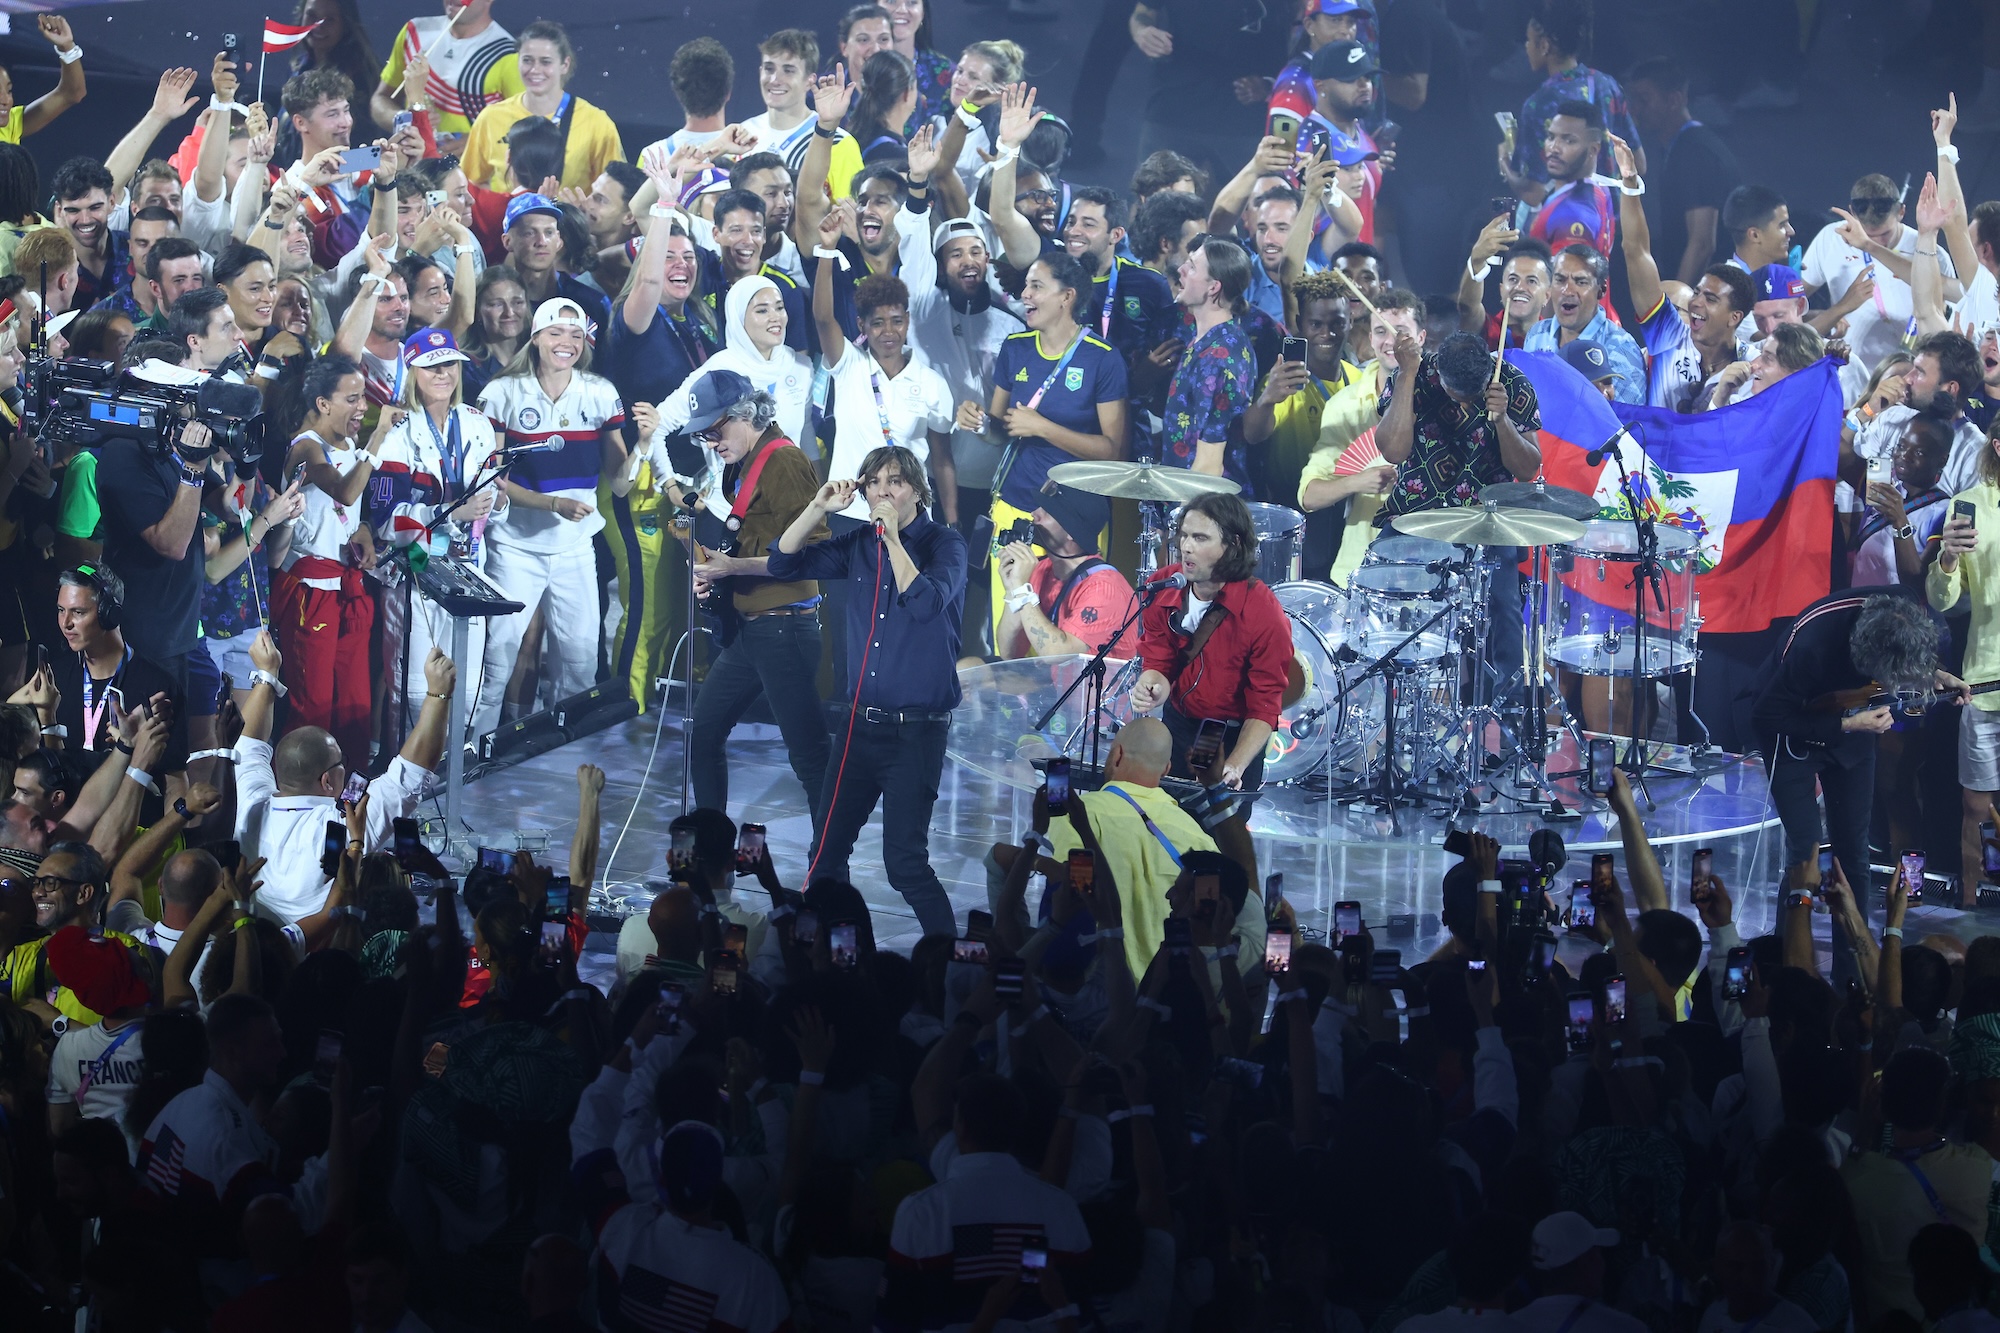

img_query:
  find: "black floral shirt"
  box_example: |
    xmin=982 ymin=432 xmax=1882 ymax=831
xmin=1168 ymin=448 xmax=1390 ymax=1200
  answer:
xmin=1376 ymin=356 xmax=1540 ymax=519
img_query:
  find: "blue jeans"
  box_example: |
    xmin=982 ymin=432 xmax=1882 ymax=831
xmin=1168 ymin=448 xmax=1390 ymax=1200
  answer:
xmin=691 ymin=612 xmax=830 ymax=829
xmin=813 ymin=713 xmax=956 ymax=938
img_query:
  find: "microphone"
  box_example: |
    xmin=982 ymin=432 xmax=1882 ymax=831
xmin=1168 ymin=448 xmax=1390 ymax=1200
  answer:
xmin=1138 ymin=570 xmax=1188 ymax=591
xmin=496 ymin=438 xmax=565 ymax=456
xmin=1586 ymin=425 xmax=1630 ymax=468
xmin=874 ymin=518 xmax=886 ymax=542
xmin=1528 ymin=828 xmax=1567 ymax=879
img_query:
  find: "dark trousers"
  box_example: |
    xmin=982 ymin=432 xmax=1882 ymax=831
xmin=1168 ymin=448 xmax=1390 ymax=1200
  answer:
xmin=1768 ymin=738 xmax=1876 ymax=982
xmin=1162 ymin=702 xmax=1268 ymax=789
xmin=691 ymin=613 xmax=830 ymax=831
xmin=813 ymin=714 xmax=956 ymax=938
xmin=1066 ymin=0 xmax=1135 ymax=152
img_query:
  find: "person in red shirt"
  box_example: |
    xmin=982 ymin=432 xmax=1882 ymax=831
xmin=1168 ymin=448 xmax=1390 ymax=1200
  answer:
xmin=1129 ymin=491 xmax=1293 ymax=788
xmin=995 ymin=481 xmax=1137 ymax=660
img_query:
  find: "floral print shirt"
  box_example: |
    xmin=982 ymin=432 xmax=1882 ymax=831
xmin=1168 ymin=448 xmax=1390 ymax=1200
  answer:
xmin=907 ymin=48 xmax=956 ymax=135
xmin=1376 ymin=356 xmax=1540 ymax=519
xmin=1163 ymin=320 xmax=1258 ymax=494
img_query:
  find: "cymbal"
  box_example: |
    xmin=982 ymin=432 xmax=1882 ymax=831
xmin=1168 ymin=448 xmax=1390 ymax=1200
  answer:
xmin=1047 ymin=459 xmax=1241 ymax=503
xmin=1478 ymin=480 xmax=1600 ymax=521
xmin=1391 ymin=503 xmax=1587 ymax=547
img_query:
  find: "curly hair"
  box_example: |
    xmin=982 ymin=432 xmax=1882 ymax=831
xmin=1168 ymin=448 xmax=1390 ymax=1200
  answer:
xmin=1849 ymin=594 xmax=1938 ymax=692
xmin=853 ymin=272 xmax=910 ymax=319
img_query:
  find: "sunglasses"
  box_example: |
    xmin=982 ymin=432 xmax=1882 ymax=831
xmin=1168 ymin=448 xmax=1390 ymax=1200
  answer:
xmin=1849 ymin=197 xmax=1896 ymax=218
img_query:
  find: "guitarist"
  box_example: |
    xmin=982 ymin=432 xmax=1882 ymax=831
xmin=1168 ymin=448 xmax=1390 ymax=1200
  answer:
xmin=673 ymin=372 xmax=832 ymax=828
xmin=1751 ymin=591 xmax=1964 ymax=964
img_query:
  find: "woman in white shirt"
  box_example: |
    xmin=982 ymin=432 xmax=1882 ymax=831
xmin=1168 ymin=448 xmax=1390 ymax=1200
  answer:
xmin=371 ymin=327 xmax=507 ymax=737
xmin=650 ymin=274 xmax=815 ymax=470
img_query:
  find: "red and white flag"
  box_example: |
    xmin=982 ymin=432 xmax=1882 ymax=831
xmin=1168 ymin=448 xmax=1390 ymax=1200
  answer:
xmin=262 ymin=19 xmax=320 ymax=53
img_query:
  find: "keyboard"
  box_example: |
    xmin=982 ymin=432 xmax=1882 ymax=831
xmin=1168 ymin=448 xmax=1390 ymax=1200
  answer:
xmin=416 ymin=555 xmax=524 ymax=618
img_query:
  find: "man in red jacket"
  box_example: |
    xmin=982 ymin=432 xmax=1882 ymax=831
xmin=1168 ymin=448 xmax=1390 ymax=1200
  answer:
xmin=1130 ymin=491 xmax=1294 ymax=788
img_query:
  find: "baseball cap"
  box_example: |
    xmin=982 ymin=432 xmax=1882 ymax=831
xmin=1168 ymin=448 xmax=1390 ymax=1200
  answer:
xmin=529 ymin=297 xmax=592 ymax=337
xmin=932 ymin=217 xmax=986 ymax=254
xmin=1561 ymin=338 xmax=1621 ymax=383
xmin=1328 ymin=141 xmax=1382 ymax=168
xmin=1753 ymin=263 xmax=1806 ymax=302
xmin=1532 ymin=1212 xmax=1620 ymax=1271
xmin=678 ymin=166 xmax=732 ymax=209
xmin=683 ymin=368 xmax=756 ymax=435
xmin=402 ymin=327 xmax=470 ymax=368
xmin=0 ymin=846 xmax=43 ymax=877
xmin=1033 ymin=481 xmax=1109 ymax=555
xmin=503 ymin=191 xmax=562 ymax=233
xmin=657 ymin=1119 xmax=726 ymax=1212
xmin=1310 ymin=40 xmax=1379 ymax=82
xmin=1306 ymin=0 xmax=1368 ymax=13
xmin=46 ymin=926 xmax=151 ymax=1017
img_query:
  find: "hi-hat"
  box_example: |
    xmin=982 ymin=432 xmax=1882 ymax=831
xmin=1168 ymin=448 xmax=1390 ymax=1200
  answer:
xmin=1391 ymin=502 xmax=1587 ymax=547
xmin=1047 ymin=459 xmax=1242 ymax=503
xmin=1478 ymin=479 xmax=1600 ymax=521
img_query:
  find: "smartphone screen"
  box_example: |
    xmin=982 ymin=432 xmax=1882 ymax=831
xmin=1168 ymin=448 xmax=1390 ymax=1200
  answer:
xmin=545 ymin=885 xmax=569 ymax=919
xmin=1691 ymin=847 xmax=1713 ymax=894
xmin=392 ymin=816 xmax=421 ymax=862
xmin=995 ymin=958 xmax=1025 ymax=997
xmin=967 ymin=910 xmax=993 ymax=942
xmin=668 ymin=829 xmax=696 ymax=871
xmin=1569 ymin=882 xmax=1596 ymax=929
xmin=421 ymin=1041 xmax=448 ymax=1077
xmin=735 ymin=823 xmax=766 ymax=874
xmin=1467 ymin=958 xmax=1488 ymax=974
xmin=655 ymin=982 xmax=685 ymax=1022
xmin=1020 ymin=1244 xmax=1049 ymax=1281
xmin=1588 ymin=738 xmax=1616 ymax=795
xmin=724 ymin=922 xmax=748 ymax=956
xmin=1529 ymin=932 xmax=1559 ymax=979
xmin=711 ymin=963 xmax=739 ymax=995
xmin=1045 ymin=757 xmax=1070 ymax=815
xmin=213 ymin=839 xmax=242 ymax=873
xmin=830 ymin=922 xmax=858 ymax=968
xmin=392 ymin=108 xmax=414 ymax=131
xmin=1723 ymin=947 xmax=1750 ymax=1000
xmin=953 ymin=937 xmax=990 ymax=965
xmin=1067 ymin=849 xmax=1094 ymax=894
xmin=1566 ymin=996 xmax=1595 ymax=1052
xmin=477 ymin=846 xmax=509 ymax=874
xmin=1817 ymin=845 xmax=1836 ymax=879
xmin=313 ymin=1030 xmax=342 ymax=1087
xmin=1603 ymin=976 xmax=1628 ymax=1025
xmin=1591 ymin=854 xmax=1615 ymax=892
xmin=340 ymin=771 xmax=369 ymax=808
xmin=1264 ymin=932 xmax=1292 ymax=974
xmin=793 ymin=909 xmax=819 ymax=946
xmin=1334 ymin=901 xmax=1362 ymax=940
xmin=539 ymin=920 xmax=566 ymax=966
xmin=1901 ymin=849 xmax=1927 ymax=889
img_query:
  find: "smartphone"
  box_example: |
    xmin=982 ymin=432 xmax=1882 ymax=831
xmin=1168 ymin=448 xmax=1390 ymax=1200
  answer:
xmin=1020 ymin=1243 xmax=1050 ymax=1282
xmin=1215 ymin=1055 xmax=1265 ymax=1089
xmin=1061 ymin=851 xmax=1093 ymax=898
xmin=1902 ymin=849 xmax=1927 ymax=893
xmin=338 ymin=144 xmax=384 ymax=175
xmin=1984 ymin=821 xmax=2000 ymax=877
xmin=1264 ymin=931 xmax=1292 ymax=974
xmin=724 ymin=923 xmax=748 ymax=958
xmin=1467 ymin=958 xmax=1488 ymax=974
xmin=1817 ymin=845 xmax=1836 ymax=880
xmin=1267 ymin=108 xmax=1301 ymax=154
xmin=829 ymin=922 xmax=858 ymax=968
xmin=1490 ymin=195 xmax=1520 ymax=220
xmin=1193 ymin=871 xmax=1221 ymax=914
xmin=313 ymin=1030 xmax=342 ymax=1088
xmin=221 ymin=33 xmax=240 ymax=53
xmin=1569 ymin=881 xmax=1596 ymax=930
xmin=953 ymin=937 xmax=990 ymax=965
xmin=1370 ymin=948 xmax=1401 ymax=986
xmin=995 ymin=957 xmax=1026 ymax=998
xmin=669 ymin=828 xmax=697 ymax=872
xmin=1264 ymin=872 xmax=1284 ymax=911
xmin=340 ymin=771 xmax=369 ymax=810
xmin=735 ymin=823 xmax=766 ymax=875
xmin=1565 ymin=995 xmax=1595 ymax=1053
xmin=1281 ymin=336 xmax=1309 ymax=364
xmin=967 ymin=909 xmax=993 ymax=942
xmin=711 ymin=963 xmax=739 ymax=995
xmin=1691 ymin=847 xmax=1713 ymax=896
xmin=477 ymin=846 xmax=509 ymax=874
xmin=792 ymin=908 xmax=819 ymax=946
xmin=1045 ymin=756 xmax=1070 ymax=815
xmin=421 ymin=1041 xmax=448 ymax=1077
xmin=655 ymin=980 xmax=685 ymax=1018
xmin=1956 ymin=499 xmax=1978 ymax=528
xmin=393 ymin=109 xmax=414 ymax=131
xmin=545 ymin=884 xmax=569 ymax=920
xmin=1602 ymin=975 xmax=1628 ymax=1026
xmin=1722 ymin=946 xmax=1750 ymax=1001
xmin=1334 ymin=900 xmax=1362 ymax=940
xmin=537 ymin=920 xmax=567 ymax=968
xmin=1525 ymin=930 xmax=1559 ymax=984
xmin=213 ymin=839 xmax=242 ymax=873
xmin=1587 ymin=738 xmax=1617 ymax=795
xmin=392 ymin=816 xmax=422 ymax=866
xmin=1187 ymin=719 xmax=1225 ymax=773
xmin=321 ymin=819 xmax=346 ymax=875
xmin=1591 ymin=853 xmax=1615 ymax=892
xmin=1164 ymin=917 xmax=1193 ymax=955
xmin=425 ymin=188 xmax=447 ymax=208
xmin=1373 ymin=121 xmax=1401 ymax=149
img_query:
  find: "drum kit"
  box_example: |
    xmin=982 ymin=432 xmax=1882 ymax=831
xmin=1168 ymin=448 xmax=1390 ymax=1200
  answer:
xmin=1032 ymin=459 xmax=1707 ymax=824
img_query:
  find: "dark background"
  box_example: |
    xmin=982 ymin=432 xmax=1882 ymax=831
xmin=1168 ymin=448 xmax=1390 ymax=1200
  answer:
xmin=0 ymin=0 xmax=1993 ymax=266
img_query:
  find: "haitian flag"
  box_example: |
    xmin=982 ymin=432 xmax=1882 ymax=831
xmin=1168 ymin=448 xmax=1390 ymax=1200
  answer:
xmin=1508 ymin=348 xmax=1842 ymax=635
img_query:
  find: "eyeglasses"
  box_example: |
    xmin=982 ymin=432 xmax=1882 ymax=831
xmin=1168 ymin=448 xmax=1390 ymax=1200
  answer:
xmin=32 ymin=873 xmax=87 ymax=894
xmin=692 ymin=425 xmax=724 ymax=446
xmin=1849 ymin=197 xmax=1897 ymax=219
xmin=1015 ymin=189 xmax=1056 ymax=207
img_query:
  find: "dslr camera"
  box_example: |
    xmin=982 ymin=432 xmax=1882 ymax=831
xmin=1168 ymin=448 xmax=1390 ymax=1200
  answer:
xmin=22 ymin=353 xmax=268 ymax=467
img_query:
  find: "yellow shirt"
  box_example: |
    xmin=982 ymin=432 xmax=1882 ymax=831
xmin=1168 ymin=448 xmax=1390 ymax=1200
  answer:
xmin=0 ymin=106 xmax=24 ymax=145
xmin=826 ymin=131 xmax=862 ymax=201
xmin=1926 ymin=481 xmax=2000 ymax=709
xmin=1263 ymin=363 xmax=1360 ymax=509
xmin=1297 ymin=372 xmax=1389 ymax=587
xmin=1 ymin=929 xmax=144 ymax=1025
xmin=1043 ymin=781 xmax=1220 ymax=979
xmin=460 ymin=94 xmax=626 ymax=194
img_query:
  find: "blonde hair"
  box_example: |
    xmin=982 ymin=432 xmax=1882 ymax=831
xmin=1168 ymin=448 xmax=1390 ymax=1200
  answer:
xmin=500 ymin=322 xmax=595 ymax=379
xmin=398 ymin=357 xmax=465 ymax=412
xmin=960 ymin=40 xmax=1025 ymax=85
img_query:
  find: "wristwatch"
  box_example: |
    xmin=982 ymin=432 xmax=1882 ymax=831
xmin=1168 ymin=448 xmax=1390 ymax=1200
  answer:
xmin=173 ymin=797 xmax=191 ymax=820
xmin=1894 ymin=522 xmax=1916 ymax=541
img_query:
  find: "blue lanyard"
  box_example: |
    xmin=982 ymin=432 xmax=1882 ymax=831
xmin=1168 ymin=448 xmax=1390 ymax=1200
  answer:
xmin=1098 ymin=261 xmax=1121 ymax=339
xmin=867 ymin=362 xmax=899 ymax=447
xmin=1023 ymin=331 xmax=1086 ymax=410
xmin=76 ymin=1021 xmax=140 ymax=1100
xmin=424 ymin=407 xmax=465 ymax=493
xmin=1106 ymin=785 xmax=1184 ymax=869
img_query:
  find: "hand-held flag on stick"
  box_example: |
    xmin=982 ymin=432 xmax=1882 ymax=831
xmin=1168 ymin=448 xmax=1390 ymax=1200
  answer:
xmin=258 ymin=19 xmax=320 ymax=104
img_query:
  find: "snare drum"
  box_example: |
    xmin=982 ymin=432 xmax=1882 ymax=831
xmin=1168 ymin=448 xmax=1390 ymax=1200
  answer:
xmin=1249 ymin=502 xmax=1305 ymax=586
xmin=1366 ymin=534 xmax=1460 ymax=569
xmin=1343 ymin=564 xmax=1458 ymax=662
xmin=1548 ymin=519 xmax=1700 ymax=677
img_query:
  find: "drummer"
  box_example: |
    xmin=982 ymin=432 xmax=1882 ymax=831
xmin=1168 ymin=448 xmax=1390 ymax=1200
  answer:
xmin=1377 ymin=330 xmax=1544 ymax=682
xmin=1298 ymin=289 xmax=1428 ymax=586
xmin=995 ymin=482 xmax=1139 ymax=661
xmin=956 ymin=253 xmax=1130 ymax=637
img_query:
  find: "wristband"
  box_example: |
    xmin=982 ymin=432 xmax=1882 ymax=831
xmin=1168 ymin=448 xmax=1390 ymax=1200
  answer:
xmin=647 ymin=201 xmax=680 ymax=220
xmin=1467 ymin=256 xmax=1497 ymax=283
xmin=250 ymin=668 xmax=288 ymax=697
xmin=1021 ymin=829 xmax=1052 ymax=855
xmin=956 ymin=103 xmax=982 ymax=129
xmin=233 ymin=916 xmax=254 ymax=931
xmin=40 ymin=724 xmax=66 ymax=739
xmin=812 ymin=245 xmax=851 ymax=270
xmin=1940 ymin=144 xmax=1962 ymax=164
xmin=57 ymin=45 xmax=82 ymax=65
xmin=1883 ymin=925 xmax=1905 ymax=939
xmin=813 ymin=122 xmax=838 ymax=140
xmin=992 ymin=144 xmax=1020 ymax=166
xmin=769 ymin=904 xmax=795 ymax=922
xmin=114 ymin=739 xmax=134 ymax=755
xmin=173 ymin=797 xmax=191 ymax=820
xmin=1478 ymin=878 xmax=1502 ymax=895
xmin=359 ymin=273 xmax=394 ymax=293
xmin=453 ymin=243 xmax=479 ymax=257
xmin=1212 ymin=944 xmax=1238 ymax=960
xmin=211 ymin=96 xmax=249 ymax=114
xmin=260 ymin=216 xmax=285 ymax=230
xmin=1025 ymin=1004 xmax=1050 ymax=1025
xmin=799 ymin=1069 xmax=825 ymax=1086
xmin=1004 ymin=584 xmax=1037 ymax=612
xmin=189 ymin=748 xmax=239 ymax=763
xmin=562 ymin=987 xmax=594 ymax=1004
xmin=1619 ymin=178 xmax=1646 ymax=196
xmin=1893 ymin=523 xmax=1915 ymax=541
xmin=126 ymin=767 xmax=159 ymax=794
xmin=1403 ymin=1005 xmax=1431 ymax=1018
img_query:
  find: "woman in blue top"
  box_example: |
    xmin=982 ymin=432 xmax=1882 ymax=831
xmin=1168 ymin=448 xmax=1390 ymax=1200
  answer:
xmin=958 ymin=251 xmax=1129 ymax=634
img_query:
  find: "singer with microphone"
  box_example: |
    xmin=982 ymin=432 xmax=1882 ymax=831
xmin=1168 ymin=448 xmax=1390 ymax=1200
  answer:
xmin=769 ymin=444 xmax=967 ymax=939
xmin=1128 ymin=492 xmax=1294 ymax=790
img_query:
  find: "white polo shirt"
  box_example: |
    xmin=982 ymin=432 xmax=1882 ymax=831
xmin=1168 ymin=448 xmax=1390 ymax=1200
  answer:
xmin=478 ymin=370 xmax=625 ymax=554
xmin=1802 ymin=221 xmax=1957 ymax=375
xmin=823 ymin=345 xmax=955 ymax=519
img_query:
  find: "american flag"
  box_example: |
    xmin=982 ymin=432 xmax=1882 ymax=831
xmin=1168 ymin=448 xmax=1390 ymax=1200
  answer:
xmin=616 ymin=1264 xmax=722 ymax=1333
xmin=951 ymin=1223 xmax=1046 ymax=1283
xmin=143 ymin=1128 xmax=187 ymax=1195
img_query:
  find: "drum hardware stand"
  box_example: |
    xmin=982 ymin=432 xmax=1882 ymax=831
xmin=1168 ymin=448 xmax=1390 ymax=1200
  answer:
xmin=1598 ymin=431 xmax=1689 ymax=810
xmin=1331 ymin=600 xmax=1458 ymax=834
xmin=1036 ymin=580 xmax=1171 ymax=771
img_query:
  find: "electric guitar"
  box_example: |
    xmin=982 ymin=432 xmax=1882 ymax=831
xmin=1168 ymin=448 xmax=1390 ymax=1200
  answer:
xmin=665 ymin=498 xmax=743 ymax=648
xmin=1808 ymin=678 xmax=2000 ymax=718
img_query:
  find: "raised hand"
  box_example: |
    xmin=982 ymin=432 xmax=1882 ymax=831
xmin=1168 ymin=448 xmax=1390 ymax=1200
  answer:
xmin=153 ymin=68 xmax=200 ymax=121
xmin=1934 ymin=92 xmax=1959 ymax=148
xmin=813 ymin=64 xmax=857 ymax=128
xmin=814 ymin=479 xmax=859 ymax=511
xmin=211 ymin=50 xmax=239 ymax=104
xmin=1607 ymin=133 xmax=1639 ymax=182
xmin=37 ymin=14 xmax=74 ymax=51
xmin=996 ymin=83 xmax=1043 ymax=151
xmin=906 ymin=123 xmax=940 ymax=181
xmin=1916 ymin=172 xmax=1949 ymax=235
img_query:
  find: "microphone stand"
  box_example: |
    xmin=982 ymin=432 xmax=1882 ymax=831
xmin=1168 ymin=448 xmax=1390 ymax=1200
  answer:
xmin=1601 ymin=431 xmax=1666 ymax=811
xmin=1329 ymin=599 xmax=1459 ymax=835
xmin=1036 ymin=579 xmax=1174 ymax=773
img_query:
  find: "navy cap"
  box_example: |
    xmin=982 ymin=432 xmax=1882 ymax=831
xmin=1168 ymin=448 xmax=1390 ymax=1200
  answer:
xmin=683 ymin=369 xmax=756 ymax=434
xmin=1310 ymin=40 xmax=1379 ymax=82
xmin=1561 ymin=338 xmax=1621 ymax=382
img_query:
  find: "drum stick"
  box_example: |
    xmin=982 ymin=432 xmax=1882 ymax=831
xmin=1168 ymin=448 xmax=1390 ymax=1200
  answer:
xmin=1329 ymin=266 xmax=1379 ymax=318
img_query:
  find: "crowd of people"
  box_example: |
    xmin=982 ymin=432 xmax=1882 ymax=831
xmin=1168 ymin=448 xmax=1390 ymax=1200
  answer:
xmin=0 ymin=0 xmax=1999 ymax=1328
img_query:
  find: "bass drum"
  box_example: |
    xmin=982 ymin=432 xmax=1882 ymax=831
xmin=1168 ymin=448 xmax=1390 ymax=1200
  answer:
xmin=1264 ymin=581 xmax=1378 ymax=785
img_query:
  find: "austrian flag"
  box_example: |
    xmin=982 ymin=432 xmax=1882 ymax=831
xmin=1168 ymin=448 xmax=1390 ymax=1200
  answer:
xmin=262 ymin=19 xmax=320 ymax=53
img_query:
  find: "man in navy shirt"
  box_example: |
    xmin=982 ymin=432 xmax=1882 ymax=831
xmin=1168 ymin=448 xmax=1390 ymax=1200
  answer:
xmin=769 ymin=443 xmax=967 ymax=938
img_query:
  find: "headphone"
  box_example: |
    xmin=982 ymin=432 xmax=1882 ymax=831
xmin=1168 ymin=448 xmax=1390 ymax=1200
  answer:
xmin=66 ymin=564 xmax=121 ymax=631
